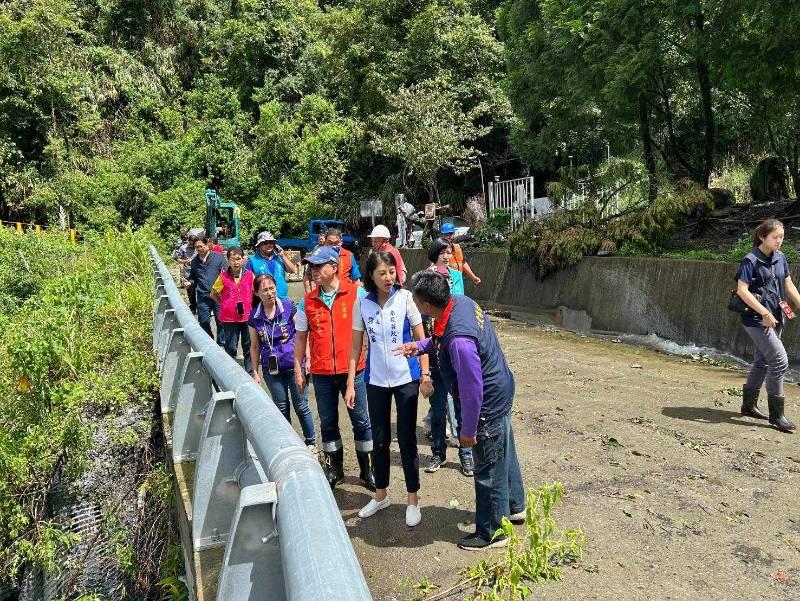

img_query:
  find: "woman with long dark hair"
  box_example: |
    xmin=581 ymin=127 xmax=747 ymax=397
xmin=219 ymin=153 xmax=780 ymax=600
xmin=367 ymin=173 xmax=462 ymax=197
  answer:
xmin=345 ymin=251 xmax=431 ymax=526
xmin=248 ymin=274 xmax=318 ymax=451
xmin=735 ymin=219 xmax=799 ymax=432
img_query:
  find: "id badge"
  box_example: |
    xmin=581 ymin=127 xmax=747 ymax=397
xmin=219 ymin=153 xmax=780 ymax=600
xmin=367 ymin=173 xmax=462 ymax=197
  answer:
xmin=779 ymin=300 xmax=795 ymax=320
xmin=268 ymin=354 xmax=280 ymax=375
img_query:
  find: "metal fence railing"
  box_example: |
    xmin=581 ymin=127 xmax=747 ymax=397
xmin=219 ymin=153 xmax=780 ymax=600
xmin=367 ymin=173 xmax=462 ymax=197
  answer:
xmin=150 ymin=245 xmax=372 ymax=601
xmin=487 ymin=176 xmax=535 ymax=230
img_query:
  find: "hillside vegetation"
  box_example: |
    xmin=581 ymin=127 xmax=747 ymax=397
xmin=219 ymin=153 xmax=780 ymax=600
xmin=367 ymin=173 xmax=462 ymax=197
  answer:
xmin=1 ymin=0 xmax=797 ymax=250
xmin=0 ymin=230 xmax=174 ymax=597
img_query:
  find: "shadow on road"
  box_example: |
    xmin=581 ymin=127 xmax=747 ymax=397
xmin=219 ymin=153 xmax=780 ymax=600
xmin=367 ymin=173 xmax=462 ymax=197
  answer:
xmin=346 ymin=503 xmax=475 ymax=549
xmin=661 ymin=406 xmax=773 ymax=429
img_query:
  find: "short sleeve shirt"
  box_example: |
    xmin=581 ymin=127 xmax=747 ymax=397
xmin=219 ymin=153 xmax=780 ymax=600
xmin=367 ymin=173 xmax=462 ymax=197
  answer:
xmin=296 ymin=285 xmax=367 ymax=332
xmin=735 ymin=248 xmax=791 ymax=326
xmin=352 ymin=288 xmax=422 ymax=331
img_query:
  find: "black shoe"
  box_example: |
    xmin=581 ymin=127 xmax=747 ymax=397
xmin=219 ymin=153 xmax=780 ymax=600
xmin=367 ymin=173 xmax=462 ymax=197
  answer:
xmin=425 ymin=455 xmax=444 ymax=473
xmin=768 ymin=395 xmax=796 ymax=433
xmin=741 ymin=385 xmax=768 ymax=420
xmin=322 ymin=449 xmax=344 ymax=488
xmin=458 ymin=533 xmax=508 ymax=551
xmin=356 ymin=450 xmax=376 ymax=491
xmin=460 ymin=454 xmax=475 ymax=477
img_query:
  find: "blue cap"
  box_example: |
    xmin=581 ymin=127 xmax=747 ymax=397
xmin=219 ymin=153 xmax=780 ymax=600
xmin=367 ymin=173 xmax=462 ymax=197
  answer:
xmin=440 ymin=222 xmax=456 ymax=234
xmin=303 ymin=246 xmax=339 ymax=265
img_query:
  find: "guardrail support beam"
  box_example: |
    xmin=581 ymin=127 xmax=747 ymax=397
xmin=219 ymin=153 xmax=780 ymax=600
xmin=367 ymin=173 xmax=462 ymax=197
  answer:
xmin=157 ymin=309 xmax=179 ymax=370
xmin=216 ymin=483 xmax=283 ymax=601
xmin=193 ymin=391 xmax=244 ymax=551
xmin=171 ymin=352 xmax=213 ymax=463
xmin=160 ymin=329 xmax=190 ymax=414
xmin=153 ymin=294 xmax=170 ymax=351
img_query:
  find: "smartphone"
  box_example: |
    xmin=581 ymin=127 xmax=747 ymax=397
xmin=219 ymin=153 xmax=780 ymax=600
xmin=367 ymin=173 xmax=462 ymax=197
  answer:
xmin=236 ymin=300 xmax=245 ymax=316
xmin=268 ymin=354 xmax=280 ymax=375
xmin=275 ymin=244 xmax=284 ymax=255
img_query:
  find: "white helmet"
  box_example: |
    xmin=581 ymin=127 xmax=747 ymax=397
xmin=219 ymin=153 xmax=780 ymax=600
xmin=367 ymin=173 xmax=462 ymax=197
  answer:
xmin=367 ymin=224 xmax=391 ymax=239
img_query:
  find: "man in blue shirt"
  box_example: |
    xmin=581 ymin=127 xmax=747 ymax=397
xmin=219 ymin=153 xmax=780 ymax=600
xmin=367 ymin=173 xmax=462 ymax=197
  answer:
xmin=189 ymin=236 xmax=227 ymax=345
xmin=245 ymin=231 xmax=298 ymax=299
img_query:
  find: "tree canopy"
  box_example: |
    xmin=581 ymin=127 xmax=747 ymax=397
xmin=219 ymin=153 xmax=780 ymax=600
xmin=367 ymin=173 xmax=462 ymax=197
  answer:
xmin=0 ymin=0 xmax=798 ymax=240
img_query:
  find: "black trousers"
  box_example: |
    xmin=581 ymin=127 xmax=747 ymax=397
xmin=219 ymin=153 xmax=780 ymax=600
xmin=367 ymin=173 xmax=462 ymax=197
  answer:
xmin=367 ymin=381 xmax=420 ymax=493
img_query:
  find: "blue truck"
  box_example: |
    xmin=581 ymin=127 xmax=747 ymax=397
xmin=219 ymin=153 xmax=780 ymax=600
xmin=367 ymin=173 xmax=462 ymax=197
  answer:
xmin=276 ymin=219 xmax=360 ymax=258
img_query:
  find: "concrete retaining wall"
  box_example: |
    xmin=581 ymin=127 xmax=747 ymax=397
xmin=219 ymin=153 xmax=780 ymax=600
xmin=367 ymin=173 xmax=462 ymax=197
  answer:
xmin=384 ymin=249 xmax=800 ymax=361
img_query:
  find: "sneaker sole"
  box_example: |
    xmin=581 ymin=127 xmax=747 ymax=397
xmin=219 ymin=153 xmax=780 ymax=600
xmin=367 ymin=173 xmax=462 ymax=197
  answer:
xmin=425 ymin=465 xmax=441 ymax=473
xmin=458 ymin=538 xmax=508 ymax=551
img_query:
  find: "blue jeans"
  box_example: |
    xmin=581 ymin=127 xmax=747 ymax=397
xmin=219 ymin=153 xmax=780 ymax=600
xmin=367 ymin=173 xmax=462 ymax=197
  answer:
xmin=473 ymin=414 xmax=525 ymax=541
xmin=429 ymin=371 xmax=473 ymax=462
xmin=265 ymin=370 xmax=316 ymax=445
xmin=221 ymin=322 xmax=252 ymax=373
xmin=196 ymin=295 xmax=225 ymax=346
xmin=312 ymin=372 xmax=372 ymax=452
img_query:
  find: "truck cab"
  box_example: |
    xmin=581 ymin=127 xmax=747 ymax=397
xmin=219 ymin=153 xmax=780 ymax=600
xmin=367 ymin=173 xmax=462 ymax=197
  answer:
xmin=277 ymin=219 xmax=359 ymax=258
xmin=205 ymin=188 xmax=240 ymax=249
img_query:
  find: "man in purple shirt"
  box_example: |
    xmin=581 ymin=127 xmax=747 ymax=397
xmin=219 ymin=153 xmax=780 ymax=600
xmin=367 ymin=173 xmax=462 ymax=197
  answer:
xmin=396 ymin=270 xmax=525 ymax=550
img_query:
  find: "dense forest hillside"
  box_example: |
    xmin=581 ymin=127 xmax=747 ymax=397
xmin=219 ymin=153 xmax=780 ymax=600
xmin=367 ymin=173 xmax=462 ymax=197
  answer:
xmin=2 ymin=0 xmax=797 ymax=246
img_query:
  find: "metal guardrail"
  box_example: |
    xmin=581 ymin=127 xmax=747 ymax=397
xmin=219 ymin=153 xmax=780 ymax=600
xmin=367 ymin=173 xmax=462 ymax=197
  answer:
xmin=149 ymin=245 xmax=372 ymax=601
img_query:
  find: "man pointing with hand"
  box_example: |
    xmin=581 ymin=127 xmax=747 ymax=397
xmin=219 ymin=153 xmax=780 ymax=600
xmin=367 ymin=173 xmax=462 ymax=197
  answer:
xmin=395 ymin=270 xmax=525 ymax=551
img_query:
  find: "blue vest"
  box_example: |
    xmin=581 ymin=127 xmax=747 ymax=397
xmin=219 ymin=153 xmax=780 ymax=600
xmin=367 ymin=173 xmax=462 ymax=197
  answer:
xmin=246 ymin=252 xmax=288 ymax=298
xmin=436 ymin=296 xmax=514 ymax=421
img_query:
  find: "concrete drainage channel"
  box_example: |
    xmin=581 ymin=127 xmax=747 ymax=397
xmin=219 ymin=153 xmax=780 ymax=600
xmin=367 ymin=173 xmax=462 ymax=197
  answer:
xmin=395 ymin=249 xmax=800 ymax=362
xmin=482 ymin=301 xmax=800 ymax=383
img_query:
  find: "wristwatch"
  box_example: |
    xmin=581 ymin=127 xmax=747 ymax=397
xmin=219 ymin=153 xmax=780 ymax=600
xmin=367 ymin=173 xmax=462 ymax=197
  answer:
xmin=421 ymin=370 xmax=431 ymax=377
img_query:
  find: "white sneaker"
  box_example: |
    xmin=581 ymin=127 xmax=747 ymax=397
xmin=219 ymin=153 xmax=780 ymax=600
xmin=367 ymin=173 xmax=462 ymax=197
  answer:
xmin=405 ymin=504 xmax=422 ymax=527
xmin=358 ymin=497 xmax=390 ymax=518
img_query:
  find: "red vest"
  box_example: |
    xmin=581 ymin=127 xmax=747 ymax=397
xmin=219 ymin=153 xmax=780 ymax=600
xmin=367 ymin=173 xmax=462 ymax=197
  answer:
xmin=304 ymin=281 xmax=366 ymax=375
xmin=218 ymin=269 xmax=254 ymax=323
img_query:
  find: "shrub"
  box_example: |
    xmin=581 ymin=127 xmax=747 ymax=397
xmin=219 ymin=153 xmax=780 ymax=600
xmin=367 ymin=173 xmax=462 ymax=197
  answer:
xmin=0 ymin=229 xmax=162 ymax=589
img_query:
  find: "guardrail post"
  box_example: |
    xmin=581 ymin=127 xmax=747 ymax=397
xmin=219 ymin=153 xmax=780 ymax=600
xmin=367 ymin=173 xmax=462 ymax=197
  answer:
xmin=157 ymin=309 xmax=179 ymax=370
xmin=193 ymin=391 xmax=245 ymax=551
xmin=170 ymin=352 xmax=213 ymax=464
xmin=216 ymin=483 xmax=283 ymax=601
xmin=160 ymin=329 xmax=191 ymax=414
xmin=153 ymin=295 xmax=170 ymax=352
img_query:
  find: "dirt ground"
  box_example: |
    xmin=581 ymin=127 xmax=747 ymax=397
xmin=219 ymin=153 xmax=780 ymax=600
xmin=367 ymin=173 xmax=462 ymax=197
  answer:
xmin=298 ymin=316 xmax=800 ymax=601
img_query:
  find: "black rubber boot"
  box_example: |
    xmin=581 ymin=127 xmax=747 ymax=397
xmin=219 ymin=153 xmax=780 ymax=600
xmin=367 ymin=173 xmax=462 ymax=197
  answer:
xmin=741 ymin=385 xmax=768 ymax=420
xmin=767 ymin=395 xmax=796 ymax=433
xmin=322 ymin=449 xmax=345 ymax=488
xmin=356 ymin=450 xmax=376 ymax=491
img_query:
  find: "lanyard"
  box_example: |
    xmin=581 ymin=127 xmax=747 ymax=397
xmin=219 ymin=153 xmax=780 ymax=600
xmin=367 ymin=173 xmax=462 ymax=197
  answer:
xmin=259 ymin=303 xmax=280 ymax=353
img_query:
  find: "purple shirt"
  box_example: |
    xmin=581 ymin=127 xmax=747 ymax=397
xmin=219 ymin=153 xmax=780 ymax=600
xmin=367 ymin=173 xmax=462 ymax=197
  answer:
xmin=248 ymin=299 xmax=298 ymax=373
xmin=417 ymin=336 xmax=484 ymax=437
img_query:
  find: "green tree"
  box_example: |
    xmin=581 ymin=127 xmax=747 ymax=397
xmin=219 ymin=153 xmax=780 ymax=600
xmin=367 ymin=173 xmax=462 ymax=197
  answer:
xmin=370 ymin=79 xmax=491 ymax=203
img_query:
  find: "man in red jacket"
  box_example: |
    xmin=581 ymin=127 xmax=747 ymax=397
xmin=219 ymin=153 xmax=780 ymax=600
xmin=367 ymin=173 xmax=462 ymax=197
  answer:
xmin=294 ymin=246 xmax=374 ymax=490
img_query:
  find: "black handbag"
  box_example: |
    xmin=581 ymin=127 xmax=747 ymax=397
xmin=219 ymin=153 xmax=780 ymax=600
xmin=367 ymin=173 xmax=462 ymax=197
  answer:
xmin=728 ymin=290 xmax=759 ymax=314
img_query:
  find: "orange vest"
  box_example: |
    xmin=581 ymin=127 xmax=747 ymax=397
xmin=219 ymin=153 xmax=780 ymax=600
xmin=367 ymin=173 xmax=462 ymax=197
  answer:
xmin=451 ymin=243 xmax=465 ymax=271
xmin=304 ymin=281 xmax=366 ymax=375
xmin=339 ymin=248 xmax=355 ymax=281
